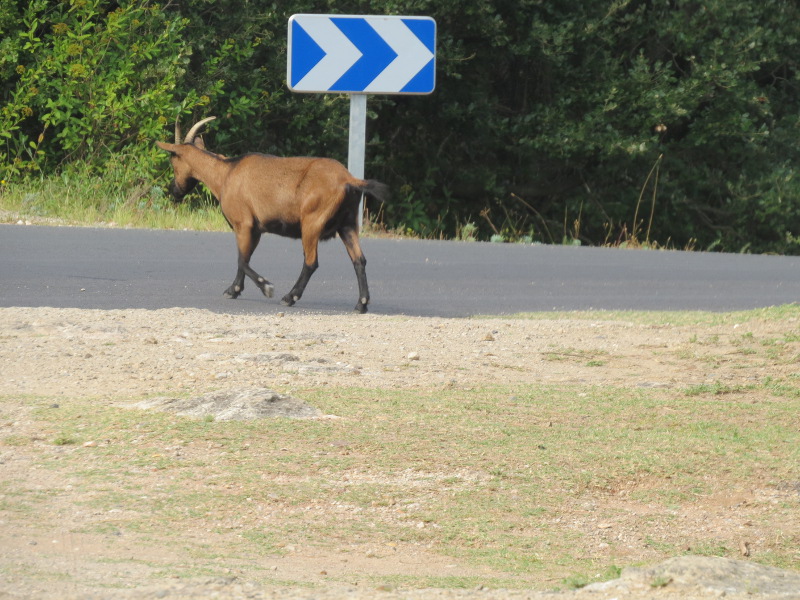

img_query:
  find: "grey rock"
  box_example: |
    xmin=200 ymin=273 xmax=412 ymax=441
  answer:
xmin=584 ymin=556 xmax=800 ymax=598
xmin=134 ymin=388 xmax=322 ymax=420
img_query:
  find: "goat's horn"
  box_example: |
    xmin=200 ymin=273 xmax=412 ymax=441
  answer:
xmin=174 ymin=115 xmax=182 ymax=144
xmin=183 ymin=116 xmax=217 ymax=144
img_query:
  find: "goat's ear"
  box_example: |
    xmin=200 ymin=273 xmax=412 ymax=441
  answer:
xmin=194 ymin=137 xmax=206 ymax=150
xmin=156 ymin=141 xmax=179 ymax=154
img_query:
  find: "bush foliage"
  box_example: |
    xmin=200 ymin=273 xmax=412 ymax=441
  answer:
xmin=1 ymin=0 xmax=799 ymax=253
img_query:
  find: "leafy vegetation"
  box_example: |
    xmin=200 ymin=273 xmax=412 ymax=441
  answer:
xmin=2 ymin=0 xmax=799 ymax=251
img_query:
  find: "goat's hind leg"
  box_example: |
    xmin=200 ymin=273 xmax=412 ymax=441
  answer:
xmin=224 ymin=226 xmax=274 ymax=299
xmin=339 ymin=226 xmax=369 ymax=313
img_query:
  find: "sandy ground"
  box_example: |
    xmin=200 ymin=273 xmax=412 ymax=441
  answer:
xmin=4 ymin=306 xmax=795 ymax=397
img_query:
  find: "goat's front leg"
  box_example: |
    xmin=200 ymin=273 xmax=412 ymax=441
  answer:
xmin=281 ymin=260 xmax=317 ymax=307
xmin=224 ymin=226 xmax=274 ymax=299
xmin=223 ymin=266 xmax=246 ymax=299
xmin=282 ymin=231 xmax=319 ymax=307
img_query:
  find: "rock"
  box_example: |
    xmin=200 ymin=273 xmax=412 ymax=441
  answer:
xmin=234 ymin=352 xmax=299 ymax=363
xmin=584 ymin=556 xmax=800 ymax=597
xmin=133 ymin=388 xmax=322 ymax=420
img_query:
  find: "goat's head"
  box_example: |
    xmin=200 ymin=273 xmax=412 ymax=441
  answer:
xmin=156 ymin=116 xmax=217 ymax=201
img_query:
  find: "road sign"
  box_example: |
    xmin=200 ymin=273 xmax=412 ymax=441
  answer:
xmin=288 ymin=14 xmax=436 ymax=94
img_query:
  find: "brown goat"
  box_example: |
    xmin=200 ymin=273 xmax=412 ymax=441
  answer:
xmin=156 ymin=117 xmax=389 ymax=313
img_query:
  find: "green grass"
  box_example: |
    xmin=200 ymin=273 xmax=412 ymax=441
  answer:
xmin=492 ymin=304 xmax=800 ymax=326
xmin=1 ymin=169 xmax=228 ymax=231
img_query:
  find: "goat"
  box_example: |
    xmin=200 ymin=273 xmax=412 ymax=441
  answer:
xmin=156 ymin=117 xmax=389 ymax=313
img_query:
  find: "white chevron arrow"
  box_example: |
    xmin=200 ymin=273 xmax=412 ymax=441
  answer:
xmin=364 ymin=18 xmax=434 ymax=93
xmin=293 ymin=18 xmax=362 ymax=92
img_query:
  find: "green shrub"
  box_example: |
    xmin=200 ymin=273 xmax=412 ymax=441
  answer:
xmin=0 ymin=0 xmax=194 ymax=183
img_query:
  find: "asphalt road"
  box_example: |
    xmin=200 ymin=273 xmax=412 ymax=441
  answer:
xmin=1 ymin=224 xmax=798 ymax=317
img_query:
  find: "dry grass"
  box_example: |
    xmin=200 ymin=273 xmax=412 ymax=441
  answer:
xmin=3 ymin=377 xmax=799 ymax=589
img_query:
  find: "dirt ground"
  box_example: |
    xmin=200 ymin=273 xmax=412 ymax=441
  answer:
xmin=5 ymin=306 xmax=797 ymax=397
xmin=1 ymin=305 xmax=799 ymax=599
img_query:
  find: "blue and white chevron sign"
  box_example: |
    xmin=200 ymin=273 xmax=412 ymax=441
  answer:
xmin=288 ymin=14 xmax=436 ymax=95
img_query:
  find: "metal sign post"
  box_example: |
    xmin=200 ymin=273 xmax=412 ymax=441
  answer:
xmin=348 ymin=93 xmax=368 ymax=228
xmin=287 ymin=14 xmax=436 ymax=228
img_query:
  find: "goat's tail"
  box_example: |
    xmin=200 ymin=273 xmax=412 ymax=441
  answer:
xmin=350 ymin=179 xmax=391 ymax=205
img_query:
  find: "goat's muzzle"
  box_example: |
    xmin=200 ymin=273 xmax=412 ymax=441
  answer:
xmin=167 ymin=177 xmax=197 ymax=202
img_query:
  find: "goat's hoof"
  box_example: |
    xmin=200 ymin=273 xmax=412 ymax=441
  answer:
xmin=260 ymin=284 xmax=275 ymax=298
xmin=222 ymin=283 xmax=244 ymax=300
xmin=281 ymin=295 xmax=296 ymax=307
xmin=354 ymin=303 xmax=368 ymax=314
